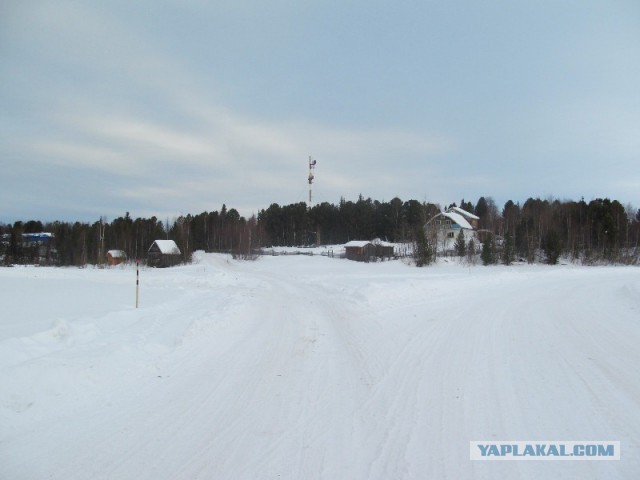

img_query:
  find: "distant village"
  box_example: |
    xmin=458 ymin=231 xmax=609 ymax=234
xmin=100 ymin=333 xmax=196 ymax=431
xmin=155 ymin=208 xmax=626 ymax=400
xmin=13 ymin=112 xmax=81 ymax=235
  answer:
xmin=0 ymin=205 xmax=493 ymax=266
xmin=1 ymin=196 xmax=638 ymax=266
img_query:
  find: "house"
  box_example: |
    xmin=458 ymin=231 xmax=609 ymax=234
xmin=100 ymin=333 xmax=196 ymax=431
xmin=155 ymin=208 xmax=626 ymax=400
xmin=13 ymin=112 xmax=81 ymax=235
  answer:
xmin=147 ymin=240 xmax=182 ymax=268
xmin=372 ymin=238 xmax=395 ymax=259
xmin=22 ymin=232 xmax=55 ymax=246
xmin=425 ymin=206 xmax=479 ymax=252
xmin=344 ymin=241 xmax=376 ymax=262
xmin=106 ymin=250 xmax=126 ymax=266
xmin=4 ymin=232 xmax=57 ymax=264
xmin=446 ymin=206 xmax=479 ymax=229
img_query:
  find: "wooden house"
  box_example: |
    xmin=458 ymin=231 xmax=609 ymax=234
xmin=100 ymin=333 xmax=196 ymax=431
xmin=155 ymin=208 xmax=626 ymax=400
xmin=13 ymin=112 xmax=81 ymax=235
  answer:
xmin=344 ymin=241 xmax=376 ymax=262
xmin=372 ymin=238 xmax=395 ymax=258
xmin=147 ymin=240 xmax=181 ymax=268
xmin=106 ymin=249 xmax=126 ymax=266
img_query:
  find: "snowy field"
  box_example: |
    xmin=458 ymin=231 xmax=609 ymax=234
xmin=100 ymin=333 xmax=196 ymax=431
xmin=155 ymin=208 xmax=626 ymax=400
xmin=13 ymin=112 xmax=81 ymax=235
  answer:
xmin=1 ymin=253 xmax=639 ymax=479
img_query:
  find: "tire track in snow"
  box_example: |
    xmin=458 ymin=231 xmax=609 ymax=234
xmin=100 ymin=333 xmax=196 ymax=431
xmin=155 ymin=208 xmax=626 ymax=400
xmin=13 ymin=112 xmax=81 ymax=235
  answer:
xmin=3 ymin=259 xmax=639 ymax=480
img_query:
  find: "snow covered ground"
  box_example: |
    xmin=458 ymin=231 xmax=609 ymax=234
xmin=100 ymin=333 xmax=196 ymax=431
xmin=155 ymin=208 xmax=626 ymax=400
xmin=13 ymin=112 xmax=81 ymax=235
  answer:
xmin=1 ymin=254 xmax=639 ymax=479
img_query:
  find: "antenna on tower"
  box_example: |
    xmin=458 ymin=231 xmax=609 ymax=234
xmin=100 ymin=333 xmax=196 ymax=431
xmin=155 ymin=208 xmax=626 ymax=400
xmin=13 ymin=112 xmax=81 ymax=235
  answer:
xmin=308 ymin=156 xmax=317 ymax=207
xmin=98 ymin=215 xmax=106 ymax=265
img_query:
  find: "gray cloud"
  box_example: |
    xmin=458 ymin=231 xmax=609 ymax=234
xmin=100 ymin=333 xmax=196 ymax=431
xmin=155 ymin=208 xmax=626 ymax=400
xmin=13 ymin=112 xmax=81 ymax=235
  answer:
xmin=2 ymin=0 xmax=639 ymax=222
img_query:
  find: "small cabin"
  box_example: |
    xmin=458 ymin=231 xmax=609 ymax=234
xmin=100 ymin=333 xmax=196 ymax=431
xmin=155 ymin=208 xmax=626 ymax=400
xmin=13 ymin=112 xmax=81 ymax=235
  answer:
xmin=372 ymin=238 xmax=395 ymax=259
xmin=106 ymin=249 xmax=126 ymax=266
xmin=147 ymin=240 xmax=181 ymax=268
xmin=344 ymin=241 xmax=376 ymax=262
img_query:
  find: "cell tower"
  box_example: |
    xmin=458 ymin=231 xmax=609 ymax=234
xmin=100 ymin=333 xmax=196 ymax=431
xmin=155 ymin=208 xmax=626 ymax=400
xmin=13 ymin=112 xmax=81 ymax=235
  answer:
xmin=98 ymin=216 xmax=106 ymax=265
xmin=308 ymin=156 xmax=317 ymax=207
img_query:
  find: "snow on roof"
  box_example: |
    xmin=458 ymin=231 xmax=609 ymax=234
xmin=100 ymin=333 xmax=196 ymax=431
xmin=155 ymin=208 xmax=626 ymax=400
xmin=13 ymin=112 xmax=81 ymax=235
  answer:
xmin=151 ymin=240 xmax=181 ymax=255
xmin=442 ymin=212 xmax=473 ymax=230
xmin=107 ymin=250 xmax=126 ymax=258
xmin=448 ymin=206 xmax=479 ymax=220
xmin=371 ymin=238 xmax=395 ymax=247
xmin=344 ymin=240 xmax=373 ymax=248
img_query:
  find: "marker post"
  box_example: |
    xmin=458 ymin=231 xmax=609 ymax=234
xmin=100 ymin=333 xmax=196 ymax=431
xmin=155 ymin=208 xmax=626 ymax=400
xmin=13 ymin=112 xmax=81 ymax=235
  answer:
xmin=136 ymin=258 xmax=139 ymax=308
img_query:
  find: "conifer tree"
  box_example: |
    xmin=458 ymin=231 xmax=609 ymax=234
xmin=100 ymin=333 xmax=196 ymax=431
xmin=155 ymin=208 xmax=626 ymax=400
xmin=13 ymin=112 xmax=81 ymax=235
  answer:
xmin=543 ymin=230 xmax=562 ymax=265
xmin=481 ymin=236 xmax=496 ymax=265
xmin=454 ymin=229 xmax=466 ymax=257
xmin=414 ymin=227 xmax=435 ymax=267
xmin=502 ymin=232 xmax=515 ymax=265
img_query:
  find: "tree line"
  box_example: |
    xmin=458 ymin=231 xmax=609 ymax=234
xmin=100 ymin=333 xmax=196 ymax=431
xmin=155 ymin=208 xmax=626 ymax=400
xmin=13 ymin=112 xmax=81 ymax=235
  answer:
xmin=419 ymin=196 xmax=639 ymax=266
xmin=1 ymin=195 xmax=639 ymax=266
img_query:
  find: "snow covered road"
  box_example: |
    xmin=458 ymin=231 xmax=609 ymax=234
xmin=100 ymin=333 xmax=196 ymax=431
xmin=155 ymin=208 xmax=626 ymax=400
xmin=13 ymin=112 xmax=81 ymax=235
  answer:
xmin=1 ymin=255 xmax=639 ymax=479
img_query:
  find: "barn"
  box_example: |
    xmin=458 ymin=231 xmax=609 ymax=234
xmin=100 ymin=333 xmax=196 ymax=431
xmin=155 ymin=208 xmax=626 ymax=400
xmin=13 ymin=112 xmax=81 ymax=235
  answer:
xmin=106 ymin=250 xmax=126 ymax=266
xmin=147 ymin=240 xmax=182 ymax=268
xmin=344 ymin=241 xmax=376 ymax=262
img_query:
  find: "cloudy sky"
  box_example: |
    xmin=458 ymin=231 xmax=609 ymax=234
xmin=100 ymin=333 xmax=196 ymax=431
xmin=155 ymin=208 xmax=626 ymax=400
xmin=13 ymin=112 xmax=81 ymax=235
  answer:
xmin=2 ymin=0 xmax=639 ymax=222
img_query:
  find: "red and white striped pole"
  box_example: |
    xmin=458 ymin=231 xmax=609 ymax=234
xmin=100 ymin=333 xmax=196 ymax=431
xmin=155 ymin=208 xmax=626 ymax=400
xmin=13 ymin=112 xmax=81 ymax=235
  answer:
xmin=136 ymin=258 xmax=139 ymax=308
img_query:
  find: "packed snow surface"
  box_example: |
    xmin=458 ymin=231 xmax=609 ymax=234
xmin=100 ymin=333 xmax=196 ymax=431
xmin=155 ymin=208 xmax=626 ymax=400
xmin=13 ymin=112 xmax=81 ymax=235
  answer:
xmin=1 ymin=253 xmax=639 ymax=479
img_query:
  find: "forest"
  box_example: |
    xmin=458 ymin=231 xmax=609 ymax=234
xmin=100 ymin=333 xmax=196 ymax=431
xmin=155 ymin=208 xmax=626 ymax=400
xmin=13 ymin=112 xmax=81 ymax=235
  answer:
xmin=1 ymin=195 xmax=639 ymax=266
